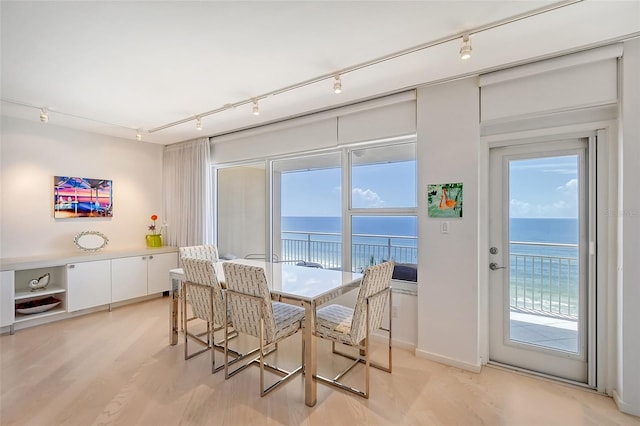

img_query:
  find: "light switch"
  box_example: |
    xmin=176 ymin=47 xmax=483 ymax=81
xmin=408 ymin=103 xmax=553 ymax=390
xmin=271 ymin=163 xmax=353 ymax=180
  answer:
xmin=441 ymin=221 xmax=449 ymax=234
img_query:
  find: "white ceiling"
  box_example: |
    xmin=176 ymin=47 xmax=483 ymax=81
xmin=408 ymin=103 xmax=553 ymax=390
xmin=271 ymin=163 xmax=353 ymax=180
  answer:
xmin=1 ymin=1 xmax=639 ymax=145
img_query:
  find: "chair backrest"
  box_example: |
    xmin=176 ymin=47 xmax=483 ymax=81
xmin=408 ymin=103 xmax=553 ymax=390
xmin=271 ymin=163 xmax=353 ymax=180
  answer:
xmin=181 ymin=257 xmax=225 ymax=326
xmin=222 ymin=263 xmax=277 ymax=343
xmin=350 ymin=261 xmax=394 ymax=344
xmin=179 ymin=245 xmax=219 ymax=265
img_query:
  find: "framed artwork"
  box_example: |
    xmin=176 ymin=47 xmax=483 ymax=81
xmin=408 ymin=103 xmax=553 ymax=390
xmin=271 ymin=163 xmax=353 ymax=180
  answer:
xmin=54 ymin=176 xmax=113 ymax=218
xmin=427 ymin=182 xmax=463 ymax=218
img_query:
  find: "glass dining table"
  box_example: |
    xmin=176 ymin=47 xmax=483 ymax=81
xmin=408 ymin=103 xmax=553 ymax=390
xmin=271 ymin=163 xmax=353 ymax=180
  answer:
xmin=168 ymin=258 xmax=362 ymax=407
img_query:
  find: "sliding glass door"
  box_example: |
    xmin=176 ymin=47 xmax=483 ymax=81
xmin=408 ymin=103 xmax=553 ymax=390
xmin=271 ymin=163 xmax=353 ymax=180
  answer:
xmin=272 ymin=152 xmax=342 ymax=268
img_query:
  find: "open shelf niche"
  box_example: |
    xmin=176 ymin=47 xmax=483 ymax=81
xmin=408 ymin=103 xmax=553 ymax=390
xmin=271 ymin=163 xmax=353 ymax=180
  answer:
xmin=14 ymin=266 xmax=67 ymax=322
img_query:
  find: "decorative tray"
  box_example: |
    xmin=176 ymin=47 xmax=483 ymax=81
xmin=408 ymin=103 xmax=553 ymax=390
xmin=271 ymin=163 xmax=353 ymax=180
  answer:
xmin=15 ymin=296 xmax=62 ymax=315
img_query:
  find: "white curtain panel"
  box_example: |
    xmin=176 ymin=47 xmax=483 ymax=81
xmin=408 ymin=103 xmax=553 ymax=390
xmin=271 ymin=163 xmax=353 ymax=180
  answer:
xmin=163 ymin=137 xmax=213 ymax=247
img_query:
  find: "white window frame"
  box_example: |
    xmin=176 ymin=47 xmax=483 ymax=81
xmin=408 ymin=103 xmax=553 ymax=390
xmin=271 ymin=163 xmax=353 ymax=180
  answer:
xmin=213 ymin=136 xmax=418 ymax=289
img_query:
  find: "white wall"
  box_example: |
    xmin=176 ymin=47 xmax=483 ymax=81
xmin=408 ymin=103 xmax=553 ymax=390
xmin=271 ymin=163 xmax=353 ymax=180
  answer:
xmin=416 ymin=78 xmax=481 ymax=371
xmin=0 ymin=116 xmax=164 ymax=258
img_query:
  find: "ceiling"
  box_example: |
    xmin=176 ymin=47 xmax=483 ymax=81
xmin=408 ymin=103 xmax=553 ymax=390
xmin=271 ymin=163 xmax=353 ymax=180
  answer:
xmin=1 ymin=1 xmax=639 ymax=146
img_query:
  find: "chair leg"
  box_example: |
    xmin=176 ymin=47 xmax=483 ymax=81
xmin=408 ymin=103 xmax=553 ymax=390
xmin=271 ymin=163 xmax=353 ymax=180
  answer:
xmin=365 ymin=304 xmax=370 ymax=398
xmin=388 ymin=290 xmax=393 ymax=373
xmin=315 ymin=290 xmax=393 ymax=398
xmin=259 ymin=335 xmax=304 ymax=397
xmin=260 ymin=318 xmax=265 ymax=396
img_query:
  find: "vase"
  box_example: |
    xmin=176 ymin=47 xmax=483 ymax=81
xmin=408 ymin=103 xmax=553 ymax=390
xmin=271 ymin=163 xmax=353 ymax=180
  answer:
xmin=146 ymin=234 xmax=163 ymax=248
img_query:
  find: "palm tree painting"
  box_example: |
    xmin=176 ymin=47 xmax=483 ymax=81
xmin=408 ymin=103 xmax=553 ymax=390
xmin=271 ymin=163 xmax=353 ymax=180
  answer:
xmin=427 ymin=182 xmax=463 ymax=218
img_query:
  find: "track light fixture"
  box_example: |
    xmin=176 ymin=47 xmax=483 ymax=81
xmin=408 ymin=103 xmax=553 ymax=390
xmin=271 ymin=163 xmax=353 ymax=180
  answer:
xmin=136 ymin=129 xmax=142 ymax=141
xmin=460 ymin=34 xmax=472 ymax=60
xmin=143 ymin=2 xmax=579 ymax=135
xmin=196 ymin=116 xmax=202 ymax=130
xmin=333 ymin=75 xmax=342 ymax=94
xmin=39 ymin=108 xmax=49 ymax=123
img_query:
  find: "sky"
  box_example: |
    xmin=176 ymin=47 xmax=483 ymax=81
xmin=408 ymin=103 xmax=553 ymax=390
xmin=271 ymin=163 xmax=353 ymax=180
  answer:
xmin=280 ymin=156 xmax=578 ymax=219
xmin=509 ymin=155 xmax=579 ymax=219
xmin=281 ymin=161 xmax=416 ymax=216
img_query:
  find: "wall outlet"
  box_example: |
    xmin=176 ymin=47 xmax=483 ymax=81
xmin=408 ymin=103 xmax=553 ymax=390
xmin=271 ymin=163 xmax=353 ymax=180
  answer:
xmin=392 ymin=306 xmax=399 ymax=318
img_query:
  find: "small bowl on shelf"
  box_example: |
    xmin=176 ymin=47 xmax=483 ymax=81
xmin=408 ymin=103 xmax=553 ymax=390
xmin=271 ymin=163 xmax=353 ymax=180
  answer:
xmin=15 ymin=296 xmax=62 ymax=315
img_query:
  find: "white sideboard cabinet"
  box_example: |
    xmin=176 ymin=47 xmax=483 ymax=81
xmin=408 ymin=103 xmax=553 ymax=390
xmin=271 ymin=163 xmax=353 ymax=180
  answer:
xmin=0 ymin=247 xmax=178 ymax=334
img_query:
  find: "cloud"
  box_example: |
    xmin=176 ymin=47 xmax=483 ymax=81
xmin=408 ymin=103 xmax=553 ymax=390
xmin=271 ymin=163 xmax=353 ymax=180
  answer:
xmin=510 ymin=198 xmax=575 ymax=218
xmin=510 ymin=199 xmax=532 ymax=216
xmin=556 ymin=178 xmax=578 ymax=193
xmin=352 ymin=187 xmax=385 ymax=207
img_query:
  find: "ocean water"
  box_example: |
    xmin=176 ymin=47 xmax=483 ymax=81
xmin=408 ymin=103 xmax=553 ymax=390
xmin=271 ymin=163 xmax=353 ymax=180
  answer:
xmin=510 ymin=218 xmax=578 ymax=244
xmin=281 ymin=217 xmax=580 ymax=307
xmin=282 ymin=216 xmax=578 ymax=244
xmin=282 ymin=216 xmax=418 ymax=237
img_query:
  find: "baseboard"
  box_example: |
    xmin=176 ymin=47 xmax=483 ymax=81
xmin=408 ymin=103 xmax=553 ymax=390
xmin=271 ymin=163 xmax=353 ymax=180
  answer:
xmin=371 ymin=330 xmax=416 ymax=351
xmin=1 ymin=293 xmax=163 ymax=335
xmin=415 ymin=348 xmax=482 ymax=373
xmin=613 ymin=390 xmax=640 ymax=417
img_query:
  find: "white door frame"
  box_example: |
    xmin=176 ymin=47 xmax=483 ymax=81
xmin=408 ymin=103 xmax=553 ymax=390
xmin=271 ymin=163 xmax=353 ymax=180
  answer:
xmin=489 ymin=138 xmax=589 ymax=383
xmin=479 ymin=121 xmax=616 ymax=393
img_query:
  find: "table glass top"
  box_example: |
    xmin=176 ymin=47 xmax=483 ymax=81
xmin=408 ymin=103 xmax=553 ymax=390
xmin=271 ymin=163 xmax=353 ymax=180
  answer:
xmin=171 ymin=258 xmax=362 ymax=302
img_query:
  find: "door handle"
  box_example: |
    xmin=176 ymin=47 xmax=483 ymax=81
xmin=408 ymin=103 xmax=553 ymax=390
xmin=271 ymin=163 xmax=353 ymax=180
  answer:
xmin=489 ymin=262 xmax=506 ymax=270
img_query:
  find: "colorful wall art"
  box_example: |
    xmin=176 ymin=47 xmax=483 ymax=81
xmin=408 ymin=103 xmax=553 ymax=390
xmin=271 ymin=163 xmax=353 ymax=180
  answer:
xmin=54 ymin=176 xmax=113 ymax=218
xmin=427 ymin=182 xmax=463 ymax=218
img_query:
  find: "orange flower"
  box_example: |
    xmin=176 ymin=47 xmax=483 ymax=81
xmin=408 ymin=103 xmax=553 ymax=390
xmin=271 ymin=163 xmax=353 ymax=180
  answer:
xmin=149 ymin=215 xmax=159 ymax=234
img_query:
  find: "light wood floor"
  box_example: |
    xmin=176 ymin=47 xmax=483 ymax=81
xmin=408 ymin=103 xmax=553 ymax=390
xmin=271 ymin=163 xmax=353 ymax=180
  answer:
xmin=1 ymin=297 xmax=638 ymax=426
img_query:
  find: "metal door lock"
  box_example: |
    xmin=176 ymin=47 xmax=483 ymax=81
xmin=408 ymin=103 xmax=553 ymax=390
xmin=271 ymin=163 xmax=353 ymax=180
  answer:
xmin=489 ymin=247 xmax=498 ymax=255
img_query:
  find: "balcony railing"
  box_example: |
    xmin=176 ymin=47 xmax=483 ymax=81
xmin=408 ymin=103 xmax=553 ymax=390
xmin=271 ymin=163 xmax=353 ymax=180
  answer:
xmin=280 ymin=231 xmax=417 ymax=271
xmin=280 ymin=232 xmax=579 ymax=318
xmin=509 ymin=241 xmax=579 ymax=319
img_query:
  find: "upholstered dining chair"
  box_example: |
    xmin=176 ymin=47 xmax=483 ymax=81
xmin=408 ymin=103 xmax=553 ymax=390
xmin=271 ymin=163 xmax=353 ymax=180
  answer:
xmin=181 ymin=257 xmax=239 ymax=373
xmin=314 ymin=260 xmax=394 ymax=399
xmin=178 ymin=245 xmax=220 ymax=331
xmin=222 ymin=262 xmax=305 ymax=396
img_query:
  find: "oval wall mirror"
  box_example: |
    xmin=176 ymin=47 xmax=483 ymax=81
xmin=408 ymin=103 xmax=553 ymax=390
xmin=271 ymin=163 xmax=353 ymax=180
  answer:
xmin=74 ymin=231 xmax=109 ymax=252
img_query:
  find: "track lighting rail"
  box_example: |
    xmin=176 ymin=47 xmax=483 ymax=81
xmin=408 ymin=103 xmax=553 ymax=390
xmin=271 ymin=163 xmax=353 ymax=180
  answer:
xmin=1 ymin=0 xmax=583 ymax=140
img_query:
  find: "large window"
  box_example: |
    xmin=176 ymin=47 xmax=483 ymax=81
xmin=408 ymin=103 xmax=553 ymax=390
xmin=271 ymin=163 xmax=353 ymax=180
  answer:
xmin=351 ymin=144 xmax=416 ymax=209
xmin=349 ymin=142 xmax=417 ymax=281
xmin=215 ymin=140 xmax=418 ymax=282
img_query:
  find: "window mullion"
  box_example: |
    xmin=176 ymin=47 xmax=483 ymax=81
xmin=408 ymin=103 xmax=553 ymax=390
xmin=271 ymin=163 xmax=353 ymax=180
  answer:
xmin=342 ymin=147 xmax=351 ymax=272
